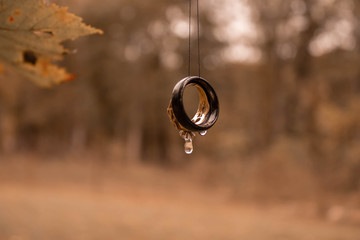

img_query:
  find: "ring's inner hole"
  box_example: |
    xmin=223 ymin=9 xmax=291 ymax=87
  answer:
xmin=183 ymin=85 xmax=199 ymax=119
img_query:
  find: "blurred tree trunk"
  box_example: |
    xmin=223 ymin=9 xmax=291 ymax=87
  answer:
xmin=89 ymin=69 xmax=118 ymax=138
xmin=260 ymin=41 xmax=282 ymax=147
xmin=354 ymin=1 xmax=360 ymax=92
xmin=0 ymin=72 xmax=23 ymax=154
xmin=0 ymin=110 xmax=17 ymax=154
xmin=288 ymin=0 xmax=319 ymax=145
xmin=253 ymin=0 xmax=291 ymax=148
xmin=125 ymin=67 xmax=144 ymax=164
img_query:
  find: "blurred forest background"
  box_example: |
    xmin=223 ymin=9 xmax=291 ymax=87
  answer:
xmin=1 ymin=0 xmax=360 ymax=239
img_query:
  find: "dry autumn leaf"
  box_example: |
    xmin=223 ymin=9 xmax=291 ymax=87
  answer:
xmin=0 ymin=0 xmax=102 ymax=87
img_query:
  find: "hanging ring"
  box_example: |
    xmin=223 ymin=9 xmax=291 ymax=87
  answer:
xmin=167 ymin=76 xmax=219 ymax=132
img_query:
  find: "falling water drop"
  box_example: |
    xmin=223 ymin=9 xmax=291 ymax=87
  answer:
xmin=184 ymin=139 xmax=193 ymax=154
xmin=199 ymin=130 xmax=207 ymax=136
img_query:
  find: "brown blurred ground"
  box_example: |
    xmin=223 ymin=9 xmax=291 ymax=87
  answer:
xmin=0 ymin=155 xmax=360 ymax=240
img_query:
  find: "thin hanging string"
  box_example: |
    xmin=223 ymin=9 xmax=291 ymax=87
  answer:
xmin=196 ymin=0 xmax=201 ymax=77
xmin=188 ymin=0 xmax=191 ymax=76
xmin=187 ymin=0 xmax=201 ymax=77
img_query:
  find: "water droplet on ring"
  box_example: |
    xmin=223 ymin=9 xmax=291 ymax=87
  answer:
xmin=199 ymin=130 xmax=207 ymax=136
